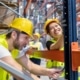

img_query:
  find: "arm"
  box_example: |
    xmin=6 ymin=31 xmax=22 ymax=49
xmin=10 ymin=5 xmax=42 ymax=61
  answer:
xmin=0 ymin=45 xmax=22 ymax=71
xmin=15 ymin=45 xmax=63 ymax=79
xmin=50 ymin=35 xmax=64 ymax=50
xmin=0 ymin=56 xmax=24 ymax=80
xmin=0 ymin=45 xmax=30 ymax=80
xmin=17 ymin=54 xmax=48 ymax=75
xmin=17 ymin=54 xmax=62 ymax=78
xmin=1 ymin=56 xmax=22 ymax=71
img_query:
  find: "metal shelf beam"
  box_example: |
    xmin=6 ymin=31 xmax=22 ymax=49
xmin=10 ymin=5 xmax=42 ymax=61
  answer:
xmin=0 ymin=60 xmax=34 ymax=80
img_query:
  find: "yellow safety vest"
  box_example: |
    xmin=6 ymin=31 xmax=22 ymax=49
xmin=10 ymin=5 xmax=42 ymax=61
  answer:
xmin=0 ymin=35 xmax=19 ymax=80
xmin=46 ymin=39 xmax=64 ymax=77
xmin=29 ymin=41 xmax=42 ymax=59
xmin=46 ymin=39 xmax=64 ymax=68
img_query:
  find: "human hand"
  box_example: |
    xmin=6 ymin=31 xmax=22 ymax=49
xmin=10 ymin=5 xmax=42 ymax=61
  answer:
xmin=48 ymin=68 xmax=63 ymax=79
xmin=18 ymin=45 xmax=37 ymax=58
xmin=26 ymin=47 xmax=37 ymax=54
xmin=18 ymin=45 xmax=31 ymax=58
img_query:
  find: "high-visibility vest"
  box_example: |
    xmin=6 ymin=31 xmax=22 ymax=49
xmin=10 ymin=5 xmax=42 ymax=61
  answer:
xmin=0 ymin=35 xmax=18 ymax=80
xmin=46 ymin=39 xmax=64 ymax=77
xmin=46 ymin=39 xmax=64 ymax=68
xmin=29 ymin=41 xmax=42 ymax=59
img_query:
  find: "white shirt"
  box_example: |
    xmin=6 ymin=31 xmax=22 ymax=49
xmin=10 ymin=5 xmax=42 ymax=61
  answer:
xmin=0 ymin=44 xmax=30 ymax=59
xmin=0 ymin=45 xmax=11 ymax=58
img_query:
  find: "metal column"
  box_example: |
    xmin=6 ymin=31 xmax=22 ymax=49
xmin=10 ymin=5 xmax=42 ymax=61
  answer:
xmin=63 ymin=0 xmax=77 ymax=80
xmin=71 ymin=0 xmax=78 ymax=80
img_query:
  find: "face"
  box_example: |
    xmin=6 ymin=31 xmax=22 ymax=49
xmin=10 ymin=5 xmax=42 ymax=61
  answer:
xmin=33 ymin=35 xmax=38 ymax=40
xmin=13 ymin=33 xmax=29 ymax=50
xmin=49 ymin=22 xmax=63 ymax=38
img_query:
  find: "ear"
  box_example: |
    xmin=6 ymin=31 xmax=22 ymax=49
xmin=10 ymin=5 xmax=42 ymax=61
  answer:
xmin=11 ymin=31 xmax=17 ymax=39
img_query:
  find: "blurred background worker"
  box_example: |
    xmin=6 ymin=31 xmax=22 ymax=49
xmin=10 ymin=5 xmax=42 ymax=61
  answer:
xmin=29 ymin=32 xmax=44 ymax=66
xmin=0 ymin=17 xmax=62 ymax=80
xmin=44 ymin=18 xmax=64 ymax=79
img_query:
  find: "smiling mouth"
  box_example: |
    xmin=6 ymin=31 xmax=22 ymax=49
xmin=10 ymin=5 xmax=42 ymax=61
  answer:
xmin=54 ymin=30 xmax=60 ymax=34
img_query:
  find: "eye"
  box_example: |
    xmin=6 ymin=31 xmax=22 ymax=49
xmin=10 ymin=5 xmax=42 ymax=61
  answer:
xmin=55 ymin=24 xmax=58 ymax=27
xmin=49 ymin=26 xmax=54 ymax=30
xmin=25 ymin=36 xmax=29 ymax=40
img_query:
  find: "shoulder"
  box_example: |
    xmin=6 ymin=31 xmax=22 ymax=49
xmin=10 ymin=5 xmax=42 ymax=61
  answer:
xmin=46 ymin=40 xmax=53 ymax=45
xmin=0 ymin=45 xmax=9 ymax=52
xmin=0 ymin=45 xmax=11 ymax=58
xmin=46 ymin=40 xmax=54 ymax=50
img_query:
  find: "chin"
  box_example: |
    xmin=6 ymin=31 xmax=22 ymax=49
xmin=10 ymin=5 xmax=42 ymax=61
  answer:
xmin=58 ymin=33 xmax=62 ymax=36
xmin=55 ymin=35 xmax=61 ymax=38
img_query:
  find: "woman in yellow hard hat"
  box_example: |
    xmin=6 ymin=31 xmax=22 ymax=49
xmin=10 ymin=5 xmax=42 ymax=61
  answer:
xmin=0 ymin=17 xmax=62 ymax=80
xmin=44 ymin=18 xmax=64 ymax=51
xmin=44 ymin=18 xmax=64 ymax=79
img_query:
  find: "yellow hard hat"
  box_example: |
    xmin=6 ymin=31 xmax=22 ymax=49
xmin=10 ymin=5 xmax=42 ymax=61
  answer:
xmin=33 ymin=33 xmax=40 ymax=39
xmin=44 ymin=18 xmax=60 ymax=33
xmin=10 ymin=18 xmax=33 ymax=37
